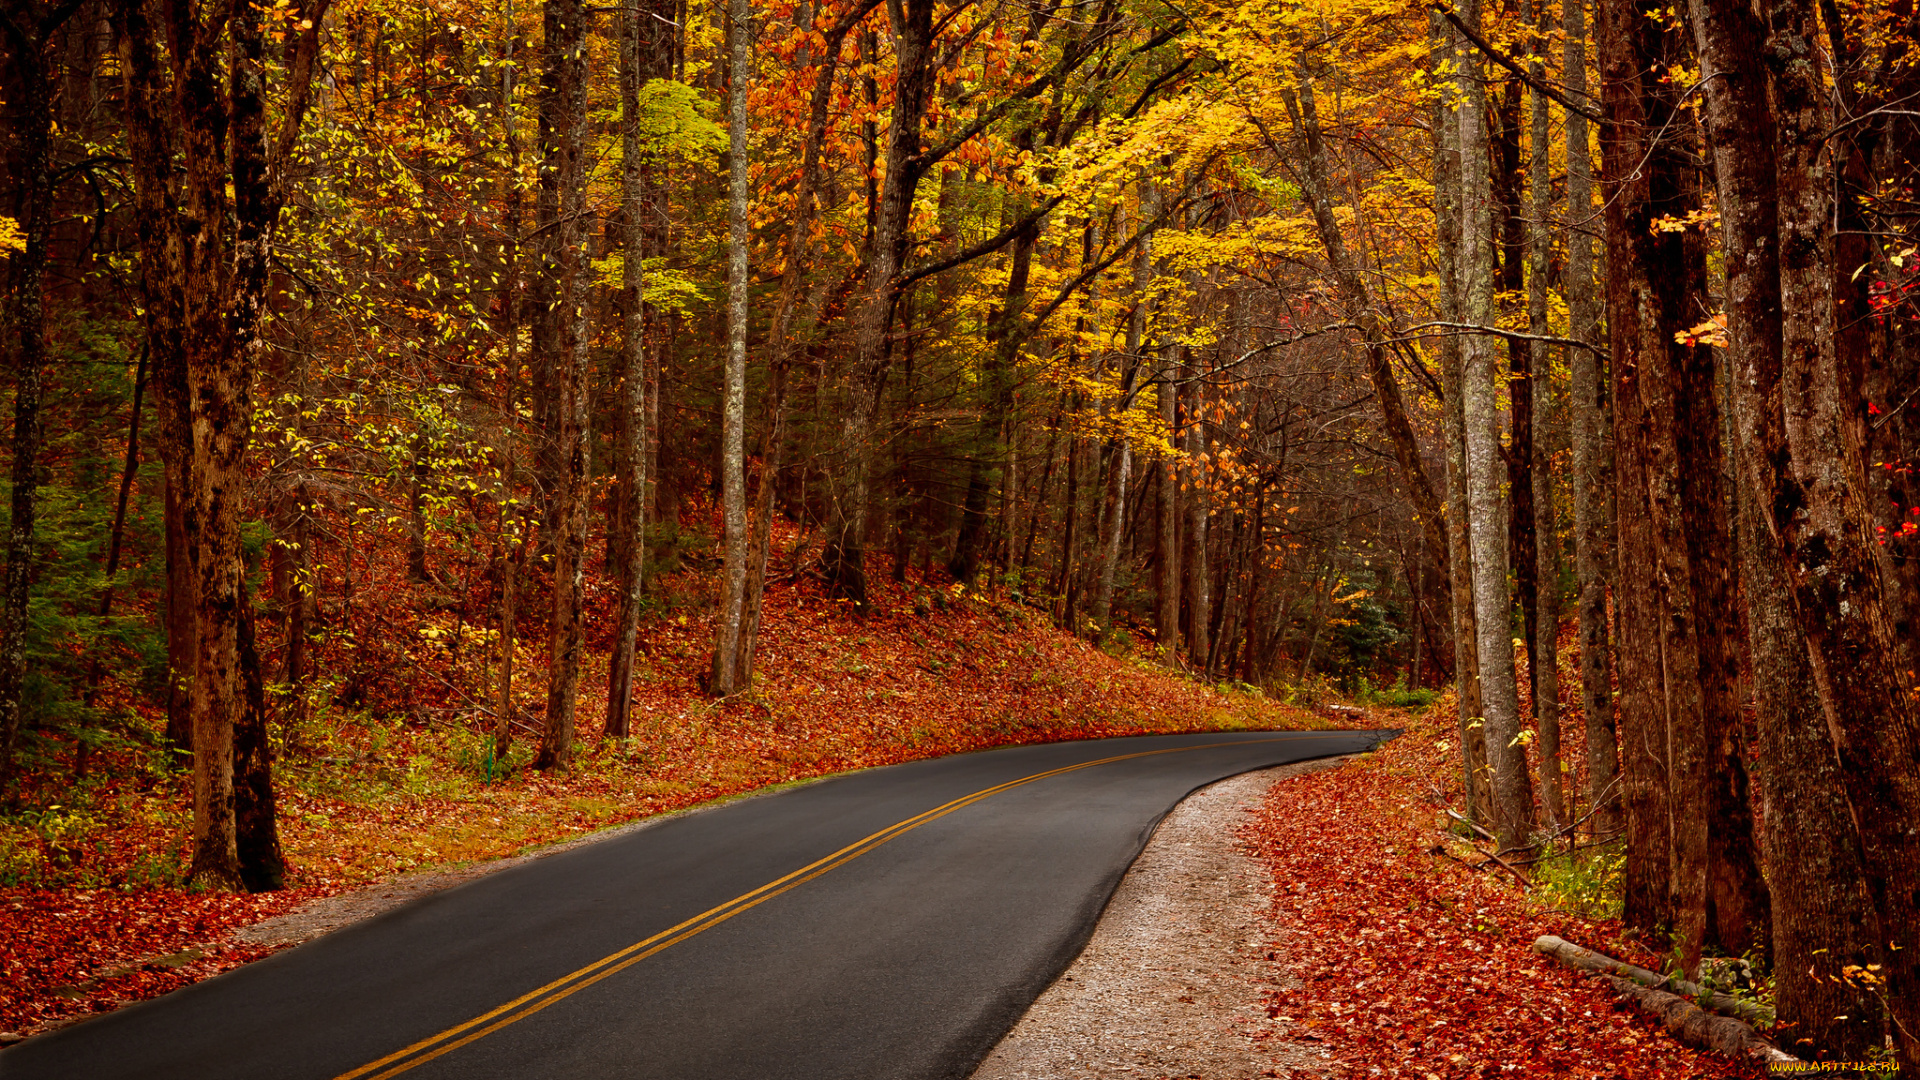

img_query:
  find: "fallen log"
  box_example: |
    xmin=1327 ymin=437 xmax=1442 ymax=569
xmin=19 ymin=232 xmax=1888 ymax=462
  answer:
xmin=1532 ymin=935 xmax=1772 ymax=1028
xmin=1591 ymin=974 xmax=1799 ymax=1067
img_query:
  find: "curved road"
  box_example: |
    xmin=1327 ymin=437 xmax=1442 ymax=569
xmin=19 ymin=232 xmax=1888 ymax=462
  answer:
xmin=1 ymin=729 xmax=1391 ymax=1080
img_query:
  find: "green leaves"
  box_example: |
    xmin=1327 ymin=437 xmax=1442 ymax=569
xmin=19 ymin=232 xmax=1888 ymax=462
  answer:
xmin=627 ymin=79 xmax=727 ymax=162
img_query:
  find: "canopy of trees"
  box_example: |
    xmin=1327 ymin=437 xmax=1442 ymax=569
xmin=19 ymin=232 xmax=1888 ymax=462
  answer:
xmin=0 ymin=0 xmax=1915 ymax=1066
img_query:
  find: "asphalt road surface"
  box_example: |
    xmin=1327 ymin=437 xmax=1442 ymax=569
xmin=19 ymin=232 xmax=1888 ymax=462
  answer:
xmin=2 ymin=728 xmax=1392 ymax=1080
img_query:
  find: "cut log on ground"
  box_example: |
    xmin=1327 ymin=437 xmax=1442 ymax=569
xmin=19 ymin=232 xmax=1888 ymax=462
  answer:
xmin=1531 ymin=935 xmax=1772 ymax=1027
xmin=1592 ymin=974 xmax=1798 ymax=1067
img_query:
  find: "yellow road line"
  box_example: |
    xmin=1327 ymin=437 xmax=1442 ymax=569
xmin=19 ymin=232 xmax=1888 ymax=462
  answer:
xmin=335 ymin=733 xmax=1356 ymax=1080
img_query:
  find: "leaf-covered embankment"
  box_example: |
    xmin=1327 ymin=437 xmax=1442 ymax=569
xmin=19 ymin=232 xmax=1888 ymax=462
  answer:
xmin=1243 ymin=702 xmax=1759 ymax=1079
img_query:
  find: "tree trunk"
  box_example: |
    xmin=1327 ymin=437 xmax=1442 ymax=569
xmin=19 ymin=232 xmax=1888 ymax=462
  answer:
xmin=233 ymin=597 xmax=284 ymax=891
xmin=0 ymin=15 xmax=54 ymax=787
xmin=1598 ymin=0 xmax=1671 ymax=933
xmin=495 ymin=502 xmax=521 ymax=764
xmin=1762 ymin=0 xmax=1920 ymax=1059
xmin=1526 ymin=13 xmax=1564 ymax=832
xmin=113 ymin=0 xmax=324 ymax=890
xmin=604 ymin=0 xmax=650 ymax=737
xmin=710 ymin=0 xmax=751 ymax=695
xmin=735 ymin=1 xmax=876 ymax=691
xmin=1497 ymin=72 xmax=1540 ymax=745
xmin=824 ymin=0 xmax=936 ymax=609
xmin=1562 ymin=0 xmax=1618 ymax=841
xmin=1689 ymin=1 xmax=1884 ymax=1051
xmin=1431 ymin=11 xmax=1488 ymax=823
xmin=535 ymin=0 xmax=591 ymax=770
xmin=1459 ymin=0 xmax=1533 ymax=852
xmin=1155 ymin=353 xmax=1181 ymax=658
xmin=1182 ymin=374 xmax=1210 ymax=663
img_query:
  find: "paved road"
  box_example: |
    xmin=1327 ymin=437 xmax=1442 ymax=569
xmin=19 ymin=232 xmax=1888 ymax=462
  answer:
xmin=1 ymin=729 xmax=1391 ymax=1080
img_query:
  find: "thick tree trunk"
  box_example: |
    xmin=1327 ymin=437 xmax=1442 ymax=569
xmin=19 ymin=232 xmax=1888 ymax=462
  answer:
xmin=112 ymin=0 xmax=323 ymax=891
xmin=1493 ymin=72 xmax=1538 ymax=715
xmin=1598 ymin=0 xmax=1671 ymax=933
xmin=1688 ymin=2 xmax=1884 ymax=1051
xmin=233 ymin=598 xmax=283 ymax=891
xmin=1763 ymin=0 xmax=1920 ymax=1059
xmin=1622 ymin=0 xmax=1765 ymax=972
xmin=116 ymin=0 xmax=193 ymax=760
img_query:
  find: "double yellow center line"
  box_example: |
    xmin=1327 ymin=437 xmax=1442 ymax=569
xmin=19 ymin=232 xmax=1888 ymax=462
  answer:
xmin=335 ymin=734 xmax=1347 ymax=1080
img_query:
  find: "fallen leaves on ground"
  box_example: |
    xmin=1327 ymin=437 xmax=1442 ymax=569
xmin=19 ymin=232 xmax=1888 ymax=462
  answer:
xmin=0 ymin=888 xmax=313 ymax=1037
xmin=1242 ymin=703 xmax=1760 ymax=1079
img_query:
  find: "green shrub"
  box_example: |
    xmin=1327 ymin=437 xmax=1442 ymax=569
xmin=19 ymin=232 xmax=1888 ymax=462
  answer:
xmin=1530 ymin=840 xmax=1626 ymax=920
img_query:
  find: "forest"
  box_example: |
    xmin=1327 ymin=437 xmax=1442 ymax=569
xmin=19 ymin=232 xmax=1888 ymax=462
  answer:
xmin=1 ymin=0 xmax=1917 ymax=1067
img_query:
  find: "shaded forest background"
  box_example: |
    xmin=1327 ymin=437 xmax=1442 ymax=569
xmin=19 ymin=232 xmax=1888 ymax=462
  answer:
xmin=1 ymin=0 xmax=1918 ymax=1067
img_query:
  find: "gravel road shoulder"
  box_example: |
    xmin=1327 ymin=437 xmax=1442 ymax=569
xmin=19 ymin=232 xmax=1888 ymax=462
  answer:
xmin=970 ymin=757 xmax=1354 ymax=1080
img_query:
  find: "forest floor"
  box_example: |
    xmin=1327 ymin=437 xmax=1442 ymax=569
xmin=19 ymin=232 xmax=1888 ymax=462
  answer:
xmin=0 ymin=517 xmax=1761 ymax=1076
xmin=1241 ymin=702 xmax=1762 ymax=1079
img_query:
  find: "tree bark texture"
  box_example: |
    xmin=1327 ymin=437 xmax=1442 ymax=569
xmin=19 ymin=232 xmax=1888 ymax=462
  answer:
xmin=1430 ymin=11 xmax=1488 ymax=823
xmin=1459 ymin=0 xmax=1533 ymax=852
xmin=535 ymin=0 xmax=591 ymax=770
xmin=1689 ymin=0 xmax=1887 ymax=1052
xmin=1526 ymin=15 xmax=1563 ymax=832
xmin=710 ymin=0 xmax=751 ymax=696
xmin=1598 ymin=0 xmax=1672 ymax=932
xmin=1757 ymin=0 xmax=1920 ymax=1060
xmin=1562 ymin=0 xmax=1618 ymax=842
xmin=824 ymin=0 xmax=936 ymax=609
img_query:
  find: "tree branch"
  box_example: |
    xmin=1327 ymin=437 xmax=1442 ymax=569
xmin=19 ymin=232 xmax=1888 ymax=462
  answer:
xmin=1431 ymin=3 xmax=1603 ymax=122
